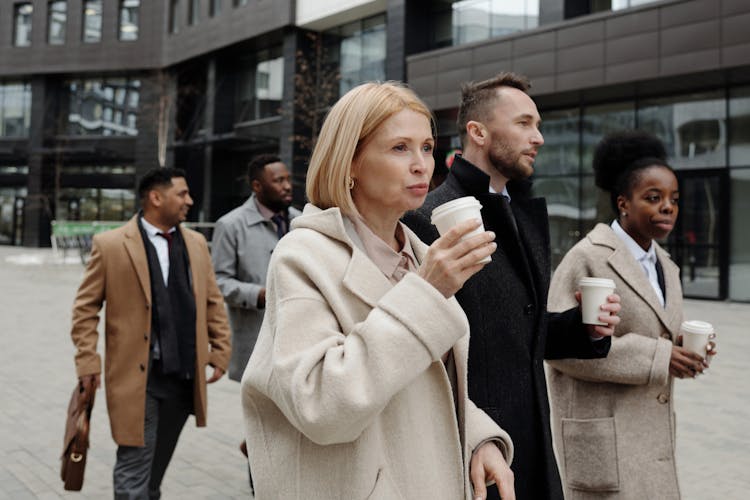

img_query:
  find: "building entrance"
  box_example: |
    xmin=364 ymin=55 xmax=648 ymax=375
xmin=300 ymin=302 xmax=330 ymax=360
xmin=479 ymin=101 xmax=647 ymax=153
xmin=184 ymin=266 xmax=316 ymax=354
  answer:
xmin=666 ymin=169 xmax=729 ymax=300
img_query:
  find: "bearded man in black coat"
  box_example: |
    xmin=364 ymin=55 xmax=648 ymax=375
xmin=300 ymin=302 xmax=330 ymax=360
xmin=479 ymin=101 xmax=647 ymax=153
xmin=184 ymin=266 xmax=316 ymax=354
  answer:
xmin=404 ymin=73 xmax=621 ymax=500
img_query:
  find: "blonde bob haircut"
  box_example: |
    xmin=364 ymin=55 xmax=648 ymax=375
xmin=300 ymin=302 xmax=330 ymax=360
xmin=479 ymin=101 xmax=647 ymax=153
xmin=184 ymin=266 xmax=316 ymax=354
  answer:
xmin=306 ymin=81 xmax=434 ymax=215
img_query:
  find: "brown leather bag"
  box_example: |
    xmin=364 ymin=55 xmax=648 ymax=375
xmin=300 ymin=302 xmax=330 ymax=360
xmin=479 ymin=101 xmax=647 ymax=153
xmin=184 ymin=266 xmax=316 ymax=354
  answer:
xmin=60 ymin=380 xmax=95 ymax=491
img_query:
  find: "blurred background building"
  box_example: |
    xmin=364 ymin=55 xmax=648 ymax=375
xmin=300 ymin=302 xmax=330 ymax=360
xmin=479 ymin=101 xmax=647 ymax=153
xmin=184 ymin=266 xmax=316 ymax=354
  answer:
xmin=1 ymin=0 xmax=749 ymax=301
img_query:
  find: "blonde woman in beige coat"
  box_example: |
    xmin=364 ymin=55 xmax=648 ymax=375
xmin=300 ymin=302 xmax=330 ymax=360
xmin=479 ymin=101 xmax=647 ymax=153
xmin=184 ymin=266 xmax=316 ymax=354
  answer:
xmin=241 ymin=82 xmax=516 ymax=500
xmin=546 ymin=131 xmax=716 ymax=499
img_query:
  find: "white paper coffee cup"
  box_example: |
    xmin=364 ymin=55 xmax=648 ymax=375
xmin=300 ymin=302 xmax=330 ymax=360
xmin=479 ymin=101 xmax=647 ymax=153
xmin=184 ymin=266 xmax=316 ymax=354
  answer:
xmin=578 ymin=277 xmax=616 ymax=325
xmin=431 ymin=196 xmax=491 ymax=264
xmin=680 ymin=320 xmax=714 ymax=356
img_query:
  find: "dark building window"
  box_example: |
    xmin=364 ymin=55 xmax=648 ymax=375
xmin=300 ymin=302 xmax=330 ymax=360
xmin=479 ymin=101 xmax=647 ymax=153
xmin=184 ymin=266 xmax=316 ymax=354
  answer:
xmin=189 ymin=0 xmax=200 ymax=25
xmin=210 ymin=0 xmax=222 ymax=16
xmin=324 ymin=14 xmax=386 ymax=96
xmin=0 ymin=82 xmax=32 ymax=137
xmin=169 ymin=0 xmax=180 ymax=33
xmin=235 ymin=47 xmax=284 ymax=123
xmin=13 ymin=3 xmax=33 ymax=47
xmin=234 ymin=0 xmax=248 ymax=6
xmin=119 ymin=0 xmax=139 ymax=41
xmin=83 ymin=0 xmax=102 ymax=43
xmin=66 ymin=78 xmax=141 ymax=136
xmin=48 ymin=1 xmax=67 ymax=45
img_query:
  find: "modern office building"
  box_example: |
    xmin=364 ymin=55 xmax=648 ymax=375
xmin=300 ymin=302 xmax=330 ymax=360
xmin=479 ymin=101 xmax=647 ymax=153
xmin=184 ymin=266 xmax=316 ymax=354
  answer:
xmin=1 ymin=0 xmax=749 ymax=301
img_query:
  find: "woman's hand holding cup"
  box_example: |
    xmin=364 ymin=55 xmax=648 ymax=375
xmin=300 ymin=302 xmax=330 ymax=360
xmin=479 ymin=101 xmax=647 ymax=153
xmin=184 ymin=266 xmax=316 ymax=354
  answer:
xmin=418 ymin=218 xmax=496 ymax=298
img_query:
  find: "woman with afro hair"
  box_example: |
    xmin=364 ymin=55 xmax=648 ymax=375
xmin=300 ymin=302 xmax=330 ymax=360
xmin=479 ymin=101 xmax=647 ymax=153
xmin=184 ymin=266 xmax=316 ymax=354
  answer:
xmin=544 ymin=130 xmax=715 ymax=499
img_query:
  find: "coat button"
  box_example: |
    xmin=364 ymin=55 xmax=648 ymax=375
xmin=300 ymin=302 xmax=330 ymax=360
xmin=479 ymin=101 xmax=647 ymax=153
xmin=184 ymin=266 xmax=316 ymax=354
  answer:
xmin=657 ymin=393 xmax=669 ymax=404
xmin=524 ymin=304 xmax=534 ymax=315
xmin=661 ymin=332 xmax=671 ymax=340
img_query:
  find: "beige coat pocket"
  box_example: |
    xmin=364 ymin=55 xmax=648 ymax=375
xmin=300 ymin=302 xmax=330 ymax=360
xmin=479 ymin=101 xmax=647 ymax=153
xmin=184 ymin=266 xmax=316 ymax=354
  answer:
xmin=562 ymin=417 xmax=620 ymax=492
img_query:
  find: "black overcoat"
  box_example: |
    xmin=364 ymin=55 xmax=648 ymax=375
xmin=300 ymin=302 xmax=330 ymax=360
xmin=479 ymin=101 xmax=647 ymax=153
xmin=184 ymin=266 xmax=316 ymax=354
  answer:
xmin=403 ymin=156 xmax=610 ymax=500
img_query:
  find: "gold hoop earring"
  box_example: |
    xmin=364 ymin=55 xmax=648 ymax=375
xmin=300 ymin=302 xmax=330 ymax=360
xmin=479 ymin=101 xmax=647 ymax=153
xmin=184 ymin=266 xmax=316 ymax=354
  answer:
xmin=621 ymin=212 xmax=628 ymax=217
xmin=347 ymin=177 xmax=355 ymax=190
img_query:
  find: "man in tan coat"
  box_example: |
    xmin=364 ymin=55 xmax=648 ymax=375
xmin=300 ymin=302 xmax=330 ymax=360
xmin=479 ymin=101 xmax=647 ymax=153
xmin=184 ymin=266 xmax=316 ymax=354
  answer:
xmin=70 ymin=167 xmax=231 ymax=499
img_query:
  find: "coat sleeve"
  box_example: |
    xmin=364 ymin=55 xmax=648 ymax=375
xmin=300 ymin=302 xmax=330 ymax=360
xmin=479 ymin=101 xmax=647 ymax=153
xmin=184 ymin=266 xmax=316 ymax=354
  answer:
xmin=247 ymin=249 xmax=469 ymax=446
xmin=211 ymin=218 xmax=263 ymax=310
xmin=465 ymin=397 xmax=514 ymax=464
xmin=546 ymin=243 xmax=671 ymax=387
xmin=70 ymin=235 xmax=106 ymax=377
xmin=202 ymin=237 xmax=232 ymax=371
xmin=544 ymin=307 xmax=611 ymax=360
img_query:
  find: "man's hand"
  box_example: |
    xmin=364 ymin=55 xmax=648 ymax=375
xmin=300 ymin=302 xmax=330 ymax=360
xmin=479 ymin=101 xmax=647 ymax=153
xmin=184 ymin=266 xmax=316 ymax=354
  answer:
xmin=470 ymin=442 xmax=515 ymax=500
xmin=206 ymin=365 xmax=225 ymax=383
xmin=79 ymin=373 xmax=100 ymax=392
xmin=575 ymin=291 xmax=621 ymax=338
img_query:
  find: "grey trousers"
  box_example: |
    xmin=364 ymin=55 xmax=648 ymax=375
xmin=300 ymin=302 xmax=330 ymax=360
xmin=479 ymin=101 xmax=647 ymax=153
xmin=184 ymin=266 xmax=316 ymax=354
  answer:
xmin=113 ymin=367 xmax=193 ymax=500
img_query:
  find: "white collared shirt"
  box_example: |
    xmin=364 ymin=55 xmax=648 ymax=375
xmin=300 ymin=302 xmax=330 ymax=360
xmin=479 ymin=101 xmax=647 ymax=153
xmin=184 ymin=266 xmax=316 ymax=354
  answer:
xmin=489 ymin=184 xmax=512 ymax=202
xmin=611 ymin=220 xmax=665 ymax=307
xmin=140 ymin=216 xmax=176 ymax=285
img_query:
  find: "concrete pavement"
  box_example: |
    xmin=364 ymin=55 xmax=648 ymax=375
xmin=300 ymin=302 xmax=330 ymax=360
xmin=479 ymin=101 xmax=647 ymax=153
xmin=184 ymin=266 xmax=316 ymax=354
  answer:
xmin=1 ymin=245 xmax=748 ymax=499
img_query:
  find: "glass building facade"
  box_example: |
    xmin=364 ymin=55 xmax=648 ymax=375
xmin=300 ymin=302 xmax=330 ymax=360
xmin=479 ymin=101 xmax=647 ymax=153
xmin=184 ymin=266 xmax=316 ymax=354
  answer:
xmin=65 ymin=78 xmax=141 ymax=136
xmin=0 ymin=83 xmax=32 ymax=137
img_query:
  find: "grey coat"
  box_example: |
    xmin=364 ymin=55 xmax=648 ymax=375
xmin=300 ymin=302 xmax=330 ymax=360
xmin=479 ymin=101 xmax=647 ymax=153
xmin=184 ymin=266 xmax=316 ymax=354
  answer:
xmin=211 ymin=195 xmax=301 ymax=381
xmin=547 ymin=223 xmax=683 ymax=500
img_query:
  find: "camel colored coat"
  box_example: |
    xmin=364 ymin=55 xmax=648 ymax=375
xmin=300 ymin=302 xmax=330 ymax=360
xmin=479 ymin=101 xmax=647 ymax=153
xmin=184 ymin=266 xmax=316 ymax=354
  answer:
xmin=546 ymin=223 xmax=683 ymax=499
xmin=70 ymin=216 xmax=232 ymax=446
xmin=242 ymin=205 xmax=513 ymax=500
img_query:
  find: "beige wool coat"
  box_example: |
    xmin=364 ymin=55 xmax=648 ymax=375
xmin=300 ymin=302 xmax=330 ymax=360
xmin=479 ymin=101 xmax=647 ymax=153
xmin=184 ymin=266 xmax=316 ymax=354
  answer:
xmin=241 ymin=205 xmax=513 ymax=500
xmin=70 ymin=216 xmax=232 ymax=446
xmin=546 ymin=223 xmax=683 ymax=500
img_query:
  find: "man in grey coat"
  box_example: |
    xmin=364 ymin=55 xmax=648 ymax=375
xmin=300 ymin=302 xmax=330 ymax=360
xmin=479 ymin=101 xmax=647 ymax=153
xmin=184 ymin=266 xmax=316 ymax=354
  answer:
xmin=211 ymin=154 xmax=300 ymax=487
xmin=212 ymin=155 xmax=300 ymax=381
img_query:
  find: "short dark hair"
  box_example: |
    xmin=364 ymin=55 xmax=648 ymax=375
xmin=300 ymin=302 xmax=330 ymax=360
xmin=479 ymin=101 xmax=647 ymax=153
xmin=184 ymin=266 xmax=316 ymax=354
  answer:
xmin=137 ymin=167 xmax=187 ymax=200
xmin=592 ymin=130 xmax=673 ymax=215
xmin=457 ymin=72 xmax=531 ymax=147
xmin=247 ymin=154 xmax=282 ymax=183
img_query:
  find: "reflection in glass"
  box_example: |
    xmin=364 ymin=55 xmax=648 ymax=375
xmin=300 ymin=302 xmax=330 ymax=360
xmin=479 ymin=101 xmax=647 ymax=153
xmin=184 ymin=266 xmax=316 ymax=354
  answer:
xmin=325 ymin=14 xmax=386 ymax=96
xmin=581 ymin=102 xmax=635 ymax=172
xmin=14 ymin=3 xmax=33 ymax=47
xmin=667 ymin=175 xmax=721 ymax=298
xmin=58 ymin=188 xmax=135 ymax=221
xmin=452 ymin=0 xmax=538 ymax=46
xmin=119 ymin=0 xmax=140 ymax=41
xmin=0 ymin=83 xmax=33 ymax=137
xmin=236 ymin=49 xmax=284 ymax=123
xmin=169 ymin=0 xmax=180 ymax=34
xmin=67 ymin=78 xmax=140 ymax=136
xmin=48 ymin=1 xmax=67 ymax=45
xmin=83 ymin=0 xmax=102 ymax=42
xmin=0 ymin=187 xmax=27 ymax=246
xmin=730 ymin=169 xmax=750 ymax=299
xmin=729 ymin=86 xmax=750 ymax=167
xmin=534 ymin=108 xmax=580 ymax=176
xmin=638 ymin=91 xmax=725 ymax=170
xmin=532 ymin=176 xmax=581 ymax=269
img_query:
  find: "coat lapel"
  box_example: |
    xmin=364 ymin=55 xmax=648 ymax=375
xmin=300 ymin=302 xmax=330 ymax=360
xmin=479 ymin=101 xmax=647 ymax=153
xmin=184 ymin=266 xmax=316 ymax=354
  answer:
xmin=122 ymin=216 xmax=151 ymax=304
xmin=592 ymin=225 xmax=680 ymax=335
xmin=341 ymin=242 xmax=394 ymax=309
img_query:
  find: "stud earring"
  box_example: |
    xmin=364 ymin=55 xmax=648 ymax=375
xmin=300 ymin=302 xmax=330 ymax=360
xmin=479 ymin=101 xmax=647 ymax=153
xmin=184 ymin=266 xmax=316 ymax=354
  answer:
xmin=621 ymin=212 xmax=628 ymax=217
xmin=347 ymin=177 xmax=355 ymax=190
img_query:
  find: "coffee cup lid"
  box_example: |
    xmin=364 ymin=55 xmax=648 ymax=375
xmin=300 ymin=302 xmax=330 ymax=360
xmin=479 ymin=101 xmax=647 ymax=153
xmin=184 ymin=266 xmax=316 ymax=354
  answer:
xmin=578 ymin=277 xmax=616 ymax=288
xmin=680 ymin=320 xmax=714 ymax=335
xmin=431 ymin=196 xmax=482 ymax=224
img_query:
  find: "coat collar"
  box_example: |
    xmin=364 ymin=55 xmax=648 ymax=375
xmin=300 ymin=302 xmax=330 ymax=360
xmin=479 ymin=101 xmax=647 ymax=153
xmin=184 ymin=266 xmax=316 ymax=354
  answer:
xmin=293 ymin=204 xmax=429 ymax=310
xmin=588 ymin=223 xmax=681 ymax=333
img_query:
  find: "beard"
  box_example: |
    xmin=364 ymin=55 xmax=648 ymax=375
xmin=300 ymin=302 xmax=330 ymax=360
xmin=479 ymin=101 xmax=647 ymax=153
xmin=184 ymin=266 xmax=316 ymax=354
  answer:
xmin=488 ymin=136 xmax=534 ymax=181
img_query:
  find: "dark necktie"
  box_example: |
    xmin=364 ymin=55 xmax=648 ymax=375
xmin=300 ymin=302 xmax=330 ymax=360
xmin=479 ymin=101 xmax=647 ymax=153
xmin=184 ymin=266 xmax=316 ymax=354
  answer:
xmin=655 ymin=257 xmax=667 ymax=304
xmin=499 ymin=195 xmax=520 ymax=238
xmin=157 ymin=231 xmax=173 ymax=251
xmin=271 ymin=213 xmax=287 ymax=240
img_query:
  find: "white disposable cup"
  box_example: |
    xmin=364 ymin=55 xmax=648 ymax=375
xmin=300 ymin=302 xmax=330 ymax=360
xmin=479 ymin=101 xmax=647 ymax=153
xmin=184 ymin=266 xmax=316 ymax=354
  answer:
xmin=680 ymin=320 xmax=714 ymax=356
xmin=578 ymin=277 xmax=616 ymax=325
xmin=431 ymin=196 xmax=491 ymax=264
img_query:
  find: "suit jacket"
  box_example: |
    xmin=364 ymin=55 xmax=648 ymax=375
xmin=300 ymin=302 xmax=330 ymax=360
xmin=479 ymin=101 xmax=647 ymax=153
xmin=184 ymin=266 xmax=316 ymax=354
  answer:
xmin=242 ymin=205 xmax=512 ymax=500
xmin=70 ymin=215 xmax=232 ymax=446
xmin=403 ymin=156 xmax=609 ymax=500
xmin=547 ymin=223 xmax=682 ymax=499
xmin=212 ymin=195 xmax=301 ymax=381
